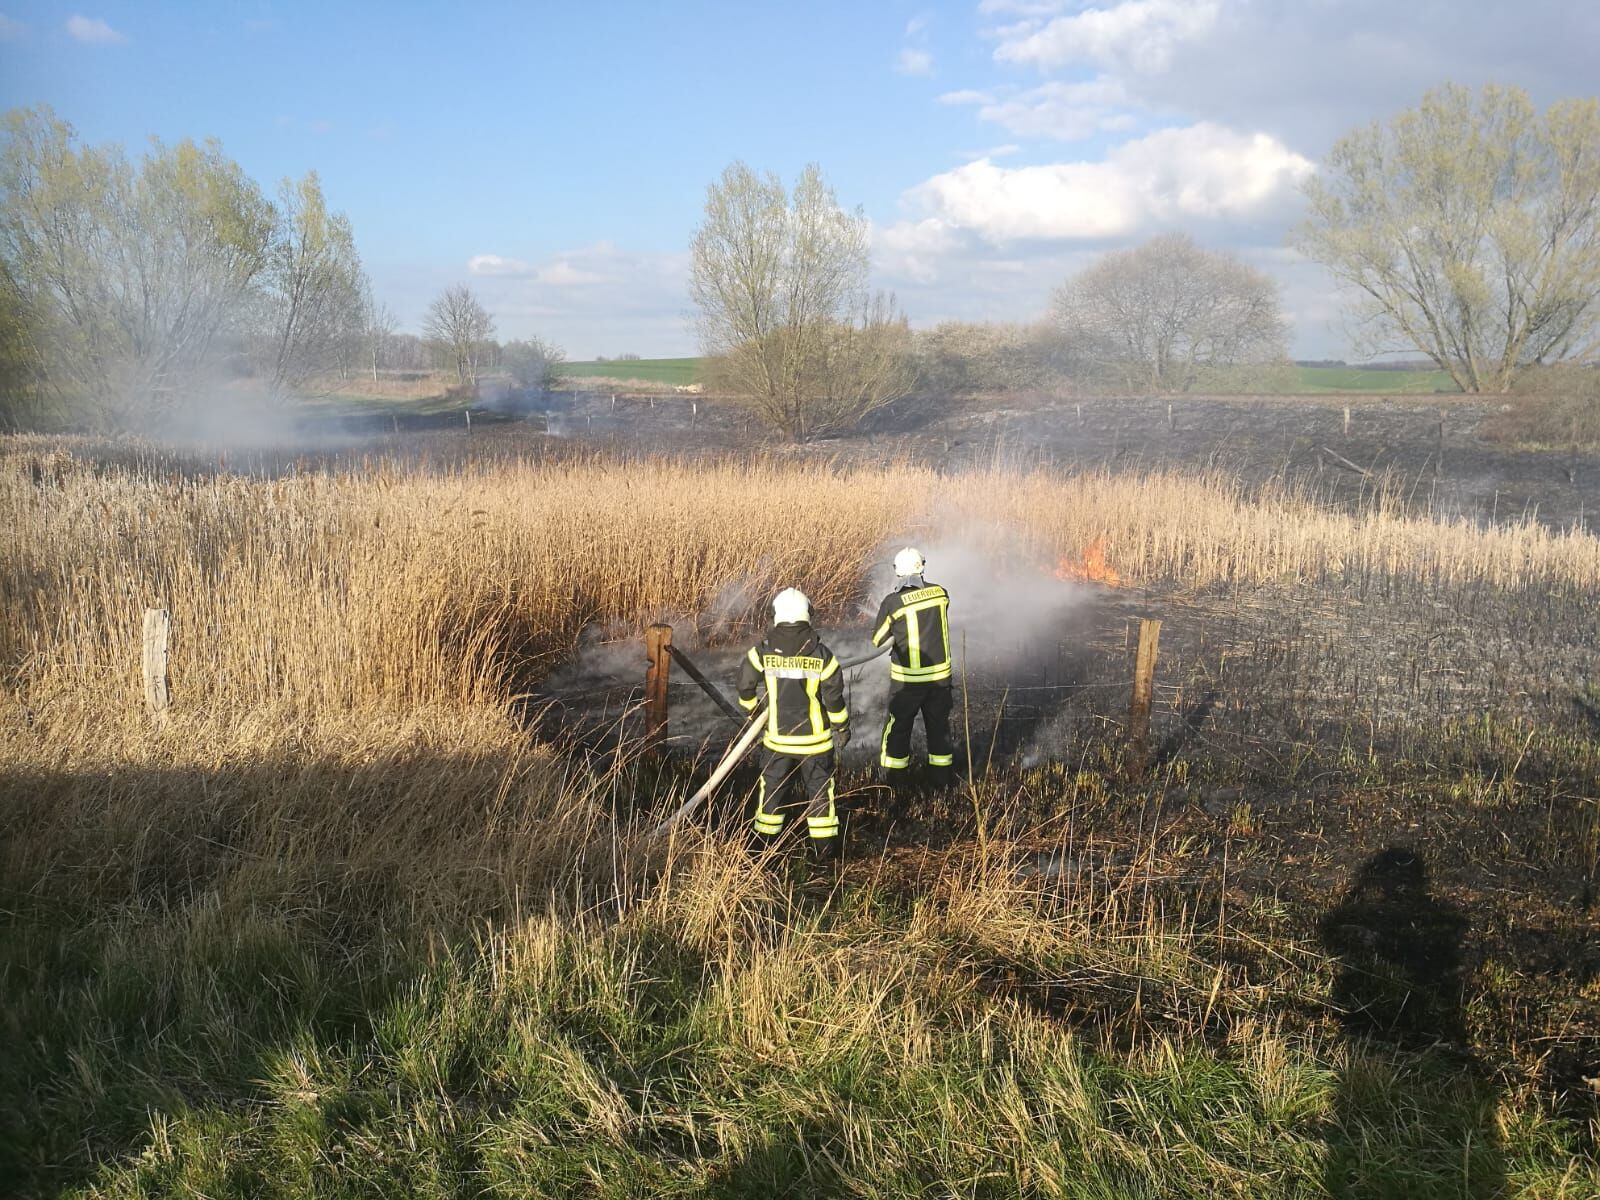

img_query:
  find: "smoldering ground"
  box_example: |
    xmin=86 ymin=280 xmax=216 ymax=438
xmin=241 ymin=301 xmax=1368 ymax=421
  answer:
xmin=533 ymin=529 xmax=1101 ymax=770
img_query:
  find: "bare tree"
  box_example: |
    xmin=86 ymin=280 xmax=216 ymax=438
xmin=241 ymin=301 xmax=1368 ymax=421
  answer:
xmin=422 ymin=284 xmax=494 ymax=387
xmin=501 ymin=335 xmax=565 ymax=391
xmin=0 ymin=105 xmax=274 ymax=426
xmin=691 ymin=161 xmax=913 ymax=440
xmin=258 ymin=170 xmax=365 ymax=395
xmin=1295 ymin=83 xmax=1600 ymax=393
xmin=1053 ymin=234 xmax=1287 ymax=393
xmin=913 ymin=320 xmax=1069 ymax=395
xmin=361 ymin=287 xmax=399 ymax=384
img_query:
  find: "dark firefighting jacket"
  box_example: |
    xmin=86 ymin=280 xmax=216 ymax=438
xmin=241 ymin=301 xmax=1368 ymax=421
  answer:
xmin=871 ymin=581 xmax=952 ymax=685
xmin=737 ymin=622 xmax=848 ymax=755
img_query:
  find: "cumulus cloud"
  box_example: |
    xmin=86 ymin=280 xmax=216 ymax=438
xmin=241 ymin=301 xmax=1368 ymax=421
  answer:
xmin=446 ymin=242 xmax=690 ymax=358
xmin=958 ymin=143 xmax=1023 ymax=161
xmin=938 ymin=88 xmax=996 ymax=105
xmin=896 ymin=122 xmax=1313 ymax=244
xmin=468 ymin=254 xmax=533 ymax=278
xmin=975 ymin=1 xmax=1600 ymax=155
xmin=536 ymin=260 xmax=606 ymax=286
xmin=895 ymin=47 xmax=933 ymax=76
xmin=993 ymin=0 xmax=1220 ymax=74
xmin=978 ymin=0 xmax=1070 ymax=13
xmin=65 ymin=14 xmax=128 ymax=44
xmin=969 ymin=76 xmax=1131 ymax=140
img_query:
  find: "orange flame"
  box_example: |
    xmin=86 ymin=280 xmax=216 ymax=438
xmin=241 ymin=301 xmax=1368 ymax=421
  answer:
xmin=1054 ymin=537 xmax=1123 ymax=586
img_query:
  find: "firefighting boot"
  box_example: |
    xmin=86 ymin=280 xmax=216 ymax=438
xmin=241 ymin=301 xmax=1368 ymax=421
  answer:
xmin=806 ymin=834 xmax=843 ymax=869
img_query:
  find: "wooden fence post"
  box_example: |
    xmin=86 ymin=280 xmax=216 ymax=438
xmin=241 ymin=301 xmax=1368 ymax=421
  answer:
xmin=644 ymin=624 xmax=673 ymax=750
xmin=1127 ymin=618 xmax=1161 ymax=775
xmin=1343 ymin=405 xmax=1351 ymax=436
xmin=142 ymin=608 xmax=171 ymax=720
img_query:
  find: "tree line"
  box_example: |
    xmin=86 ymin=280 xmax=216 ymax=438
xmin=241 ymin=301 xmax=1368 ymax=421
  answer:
xmin=6 ymin=82 xmax=1598 ymax=438
xmin=690 ymin=83 xmax=1600 ymax=440
xmin=0 ymin=106 xmax=564 ymax=430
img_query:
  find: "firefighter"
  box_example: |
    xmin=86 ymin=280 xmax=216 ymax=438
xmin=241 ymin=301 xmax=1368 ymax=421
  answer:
xmin=736 ymin=587 xmax=850 ymax=859
xmin=871 ymin=547 xmax=955 ymax=790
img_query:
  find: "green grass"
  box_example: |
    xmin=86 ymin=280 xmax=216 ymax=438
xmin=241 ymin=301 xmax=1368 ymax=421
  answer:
xmin=560 ymin=358 xmax=702 ymax=386
xmin=5 ymin=854 xmax=1581 ymax=1198
xmin=4 ymin=751 xmax=1595 ymax=1199
xmin=1293 ymin=366 xmax=1460 ymax=394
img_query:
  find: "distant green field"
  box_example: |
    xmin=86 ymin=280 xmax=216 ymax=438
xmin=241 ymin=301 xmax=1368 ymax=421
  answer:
xmin=560 ymin=357 xmax=700 ymax=386
xmin=1293 ymin=366 xmax=1458 ymax=393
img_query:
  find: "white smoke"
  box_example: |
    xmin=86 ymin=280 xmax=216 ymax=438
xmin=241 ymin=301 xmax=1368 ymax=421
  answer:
xmin=535 ymin=528 xmax=1097 ymax=770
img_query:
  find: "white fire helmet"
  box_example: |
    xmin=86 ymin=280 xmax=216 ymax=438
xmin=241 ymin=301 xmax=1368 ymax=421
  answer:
xmin=772 ymin=586 xmax=811 ymax=624
xmin=893 ymin=547 xmax=926 ymax=577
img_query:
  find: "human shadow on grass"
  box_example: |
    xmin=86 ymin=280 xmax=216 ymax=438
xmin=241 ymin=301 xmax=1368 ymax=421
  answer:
xmin=1318 ymin=846 xmax=1504 ymax=1199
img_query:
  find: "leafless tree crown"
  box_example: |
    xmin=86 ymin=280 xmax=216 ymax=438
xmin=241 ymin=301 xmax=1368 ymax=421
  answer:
xmin=1053 ymin=234 xmax=1288 ymax=393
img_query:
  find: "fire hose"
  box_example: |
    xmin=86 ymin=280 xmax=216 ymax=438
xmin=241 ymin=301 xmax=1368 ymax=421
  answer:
xmin=650 ymin=642 xmax=889 ymax=837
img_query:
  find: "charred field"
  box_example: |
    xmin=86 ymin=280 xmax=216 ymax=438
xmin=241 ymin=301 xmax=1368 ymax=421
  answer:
xmin=3 ymin=393 xmax=1599 ymax=1197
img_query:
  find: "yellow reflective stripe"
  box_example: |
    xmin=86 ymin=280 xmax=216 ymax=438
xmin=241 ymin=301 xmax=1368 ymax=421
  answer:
xmin=755 ymin=777 xmax=784 ymax=832
xmin=880 ymin=716 xmax=908 ymax=768
xmin=808 ymin=780 xmax=838 ymax=836
xmin=939 ymin=602 xmax=950 ymax=668
xmin=891 ymin=663 xmax=952 ymax=681
xmin=819 ymin=656 xmax=840 ymax=680
xmin=872 ymin=616 xmax=893 ymax=646
xmin=928 ymin=752 xmax=954 ymax=766
xmin=827 ymin=709 xmax=848 ymax=724
xmin=738 ymin=694 xmax=759 ymax=711
xmin=904 ymin=604 xmax=920 ymax=669
xmin=747 ymin=647 xmax=762 ymax=669
xmin=807 ymin=676 xmax=823 ymax=737
xmin=765 ymin=673 xmax=779 ymax=738
xmin=764 ymin=738 xmax=833 ymax=756
xmin=765 ymin=730 xmax=832 ymax=747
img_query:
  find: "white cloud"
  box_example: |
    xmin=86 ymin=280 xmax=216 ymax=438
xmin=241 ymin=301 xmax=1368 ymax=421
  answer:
xmin=455 ymin=242 xmax=691 ymax=358
xmin=994 ymin=0 xmax=1219 ymax=74
xmin=0 ymin=13 xmax=26 ymax=40
xmin=65 ymin=14 xmax=128 ymax=44
xmin=895 ymin=122 xmax=1313 ymax=244
xmin=468 ymin=254 xmax=533 ymax=278
xmin=972 ymin=76 xmax=1130 ymax=140
xmin=895 ymin=48 xmax=933 ymax=76
xmin=905 ymin=12 xmax=931 ymax=36
xmin=938 ymin=89 xmax=996 ymax=106
xmin=959 ymin=143 xmax=1023 ymax=160
xmin=978 ymin=0 xmax=1069 ymax=13
xmin=536 ymin=260 xmax=606 ymax=286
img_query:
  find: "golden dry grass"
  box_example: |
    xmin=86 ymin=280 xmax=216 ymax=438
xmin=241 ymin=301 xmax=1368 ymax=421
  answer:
xmin=3 ymin=436 xmax=1597 ymax=1197
xmin=6 ymin=438 xmax=1598 ymax=751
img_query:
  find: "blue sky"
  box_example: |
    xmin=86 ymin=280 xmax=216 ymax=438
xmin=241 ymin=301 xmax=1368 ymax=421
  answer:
xmin=3 ymin=1 xmax=1598 ymax=358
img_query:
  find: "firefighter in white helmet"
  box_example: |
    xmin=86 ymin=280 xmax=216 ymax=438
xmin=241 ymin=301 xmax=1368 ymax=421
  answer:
xmin=870 ymin=547 xmax=955 ymax=790
xmin=735 ymin=587 xmax=850 ymax=859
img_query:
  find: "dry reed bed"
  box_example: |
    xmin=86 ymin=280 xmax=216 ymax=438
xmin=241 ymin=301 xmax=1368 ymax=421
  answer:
xmin=4 ymin=440 xmax=1596 ymax=1196
xmin=6 ymin=441 xmax=1600 ymax=750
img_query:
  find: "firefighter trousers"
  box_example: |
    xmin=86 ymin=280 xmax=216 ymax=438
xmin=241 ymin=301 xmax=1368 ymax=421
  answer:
xmin=753 ymin=748 xmax=840 ymax=841
xmin=880 ymin=683 xmax=955 ymax=771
